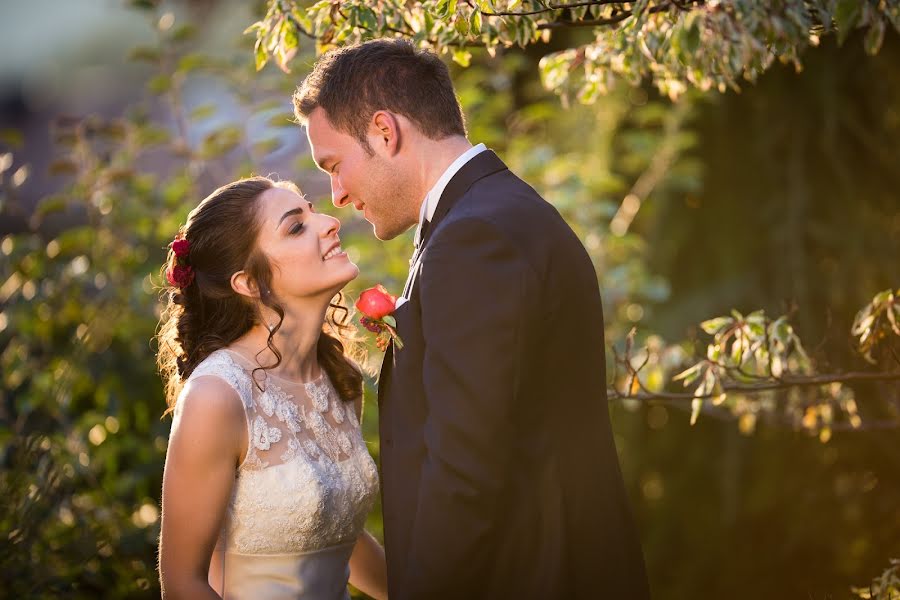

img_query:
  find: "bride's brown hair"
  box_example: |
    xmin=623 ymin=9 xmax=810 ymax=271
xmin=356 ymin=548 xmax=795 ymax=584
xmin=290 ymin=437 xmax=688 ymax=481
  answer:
xmin=155 ymin=176 xmax=364 ymax=414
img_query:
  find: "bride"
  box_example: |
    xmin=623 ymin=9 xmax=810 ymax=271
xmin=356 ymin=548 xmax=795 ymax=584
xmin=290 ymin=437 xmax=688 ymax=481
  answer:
xmin=155 ymin=176 xmax=387 ymax=599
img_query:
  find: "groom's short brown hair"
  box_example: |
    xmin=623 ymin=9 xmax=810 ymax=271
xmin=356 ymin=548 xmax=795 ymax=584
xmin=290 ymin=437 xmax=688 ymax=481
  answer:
xmin=293 ymin=39 xmax=466 ymax=151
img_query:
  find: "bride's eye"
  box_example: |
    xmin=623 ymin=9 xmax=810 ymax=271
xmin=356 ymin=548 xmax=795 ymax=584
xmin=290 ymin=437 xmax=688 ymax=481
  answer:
xmin=289 ymin=222 xmax=304 ymax=235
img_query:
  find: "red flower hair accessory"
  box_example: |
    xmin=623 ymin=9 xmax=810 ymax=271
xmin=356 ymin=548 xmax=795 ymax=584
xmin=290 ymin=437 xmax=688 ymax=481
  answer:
xmin=166 ymin=236 xmax=194 ymax=289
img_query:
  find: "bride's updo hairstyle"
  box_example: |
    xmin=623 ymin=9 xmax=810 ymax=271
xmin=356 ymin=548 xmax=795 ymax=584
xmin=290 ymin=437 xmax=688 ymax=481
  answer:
xmin=155 ymin=176 xmax=363 ymax=414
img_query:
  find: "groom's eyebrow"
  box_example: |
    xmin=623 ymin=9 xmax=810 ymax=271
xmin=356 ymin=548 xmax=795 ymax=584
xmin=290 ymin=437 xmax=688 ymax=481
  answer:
xmin=277 ymin=207 xmax=305 ymax=227
xmin=314 ymin=154 xmax=334 ymax=172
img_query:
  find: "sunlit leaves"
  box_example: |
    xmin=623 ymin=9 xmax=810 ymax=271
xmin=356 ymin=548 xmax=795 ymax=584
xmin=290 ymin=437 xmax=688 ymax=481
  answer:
xmin=851 ymin=559 xmax=900 ymax=600
xmin=852 ymin=288 xmax=900 ymax=365
xmin=622 ymin=304 xmax=891 ymax=438
xmin=248 ymin=0 xmax=900 ymax=104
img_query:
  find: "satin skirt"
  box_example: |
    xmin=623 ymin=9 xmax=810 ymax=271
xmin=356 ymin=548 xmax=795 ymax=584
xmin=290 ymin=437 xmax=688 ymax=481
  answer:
xmin=209 ymin=541 xmax=355 ymax=599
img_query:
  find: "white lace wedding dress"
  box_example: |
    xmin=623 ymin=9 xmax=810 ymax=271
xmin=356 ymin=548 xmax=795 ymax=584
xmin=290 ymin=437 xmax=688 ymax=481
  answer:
xmin=171 ymin=348 xmax=380 ymax=599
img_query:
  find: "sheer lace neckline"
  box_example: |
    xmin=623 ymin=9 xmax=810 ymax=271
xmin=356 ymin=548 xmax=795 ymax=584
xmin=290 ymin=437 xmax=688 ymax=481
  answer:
xmin=221 ymin=347 xmax=325 ymax=386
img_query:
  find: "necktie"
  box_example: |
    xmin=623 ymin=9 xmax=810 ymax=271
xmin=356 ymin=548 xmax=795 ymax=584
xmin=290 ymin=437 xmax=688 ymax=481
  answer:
xmin=405 ymin=219 xmax=431 ymax=298
xmin=415 ymin=218 xmax=431 ymax=250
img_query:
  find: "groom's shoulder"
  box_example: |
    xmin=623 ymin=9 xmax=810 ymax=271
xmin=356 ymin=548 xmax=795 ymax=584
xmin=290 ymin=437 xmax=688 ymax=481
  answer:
xmin=456 ymin=167 xmax=552 ymax=222
xmin=453 ymin=166 xmax=578 ymax=247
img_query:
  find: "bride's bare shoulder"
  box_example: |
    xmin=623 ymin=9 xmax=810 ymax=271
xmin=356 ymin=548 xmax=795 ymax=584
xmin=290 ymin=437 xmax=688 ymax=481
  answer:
xmin=172 ymin=374 xmax=246 ymax=438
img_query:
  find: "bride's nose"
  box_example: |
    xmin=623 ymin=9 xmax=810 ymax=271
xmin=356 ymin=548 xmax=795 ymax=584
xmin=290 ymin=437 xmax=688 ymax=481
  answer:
xmin=319 ymin=213 xmax=341 ymax=237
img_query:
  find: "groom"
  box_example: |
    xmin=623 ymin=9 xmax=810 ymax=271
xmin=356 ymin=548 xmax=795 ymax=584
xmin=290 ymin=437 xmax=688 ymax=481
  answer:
xmin=295 ymin=40 xmax=650 ymax=599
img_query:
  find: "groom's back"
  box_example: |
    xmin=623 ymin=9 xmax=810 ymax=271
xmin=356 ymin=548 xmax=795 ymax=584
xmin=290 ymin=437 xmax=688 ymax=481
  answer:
xmin=449 ymin=167 xmax=647 ymax=597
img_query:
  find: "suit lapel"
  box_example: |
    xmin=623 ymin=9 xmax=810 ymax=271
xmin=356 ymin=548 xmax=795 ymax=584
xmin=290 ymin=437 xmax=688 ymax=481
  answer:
xmin=418 ymin=150 xmax=508 ymax=252
xmin=399 ymin=150 xmax=508 ymax=301
xmin=383 ymin=151 xmax=509 ymax=403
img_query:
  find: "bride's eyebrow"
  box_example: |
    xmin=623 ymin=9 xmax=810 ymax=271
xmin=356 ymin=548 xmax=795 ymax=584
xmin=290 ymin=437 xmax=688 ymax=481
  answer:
xmin=277 ymin=207 xmax=305 ymax=228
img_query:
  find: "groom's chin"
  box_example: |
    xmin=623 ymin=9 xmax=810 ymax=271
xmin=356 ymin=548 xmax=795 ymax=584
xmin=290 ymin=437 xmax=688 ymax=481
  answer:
xmin=371 ymin=222 xmax=397 ymax=241
xmin=371 ymin=220 xmax=414 ymax=242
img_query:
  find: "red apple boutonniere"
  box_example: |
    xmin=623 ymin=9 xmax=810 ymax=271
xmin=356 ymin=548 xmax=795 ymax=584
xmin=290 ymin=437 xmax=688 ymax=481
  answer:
xmin=356 ymin=285 xmax=404 ymax=351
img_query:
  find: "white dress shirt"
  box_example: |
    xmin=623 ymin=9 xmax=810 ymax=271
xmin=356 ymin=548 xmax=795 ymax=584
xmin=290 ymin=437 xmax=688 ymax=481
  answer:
xmin=413 ymin=143 xmax=487 ymax=248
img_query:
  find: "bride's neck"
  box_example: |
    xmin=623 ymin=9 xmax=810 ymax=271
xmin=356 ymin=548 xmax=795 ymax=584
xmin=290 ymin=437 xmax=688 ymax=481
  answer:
xmin=234 ymin=306 xmax=326 ymax=382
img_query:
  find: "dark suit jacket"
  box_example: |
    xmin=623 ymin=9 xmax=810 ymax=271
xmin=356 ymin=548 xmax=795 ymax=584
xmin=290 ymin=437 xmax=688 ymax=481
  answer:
xmin=378 ymin=150 xmax=650 ymax=600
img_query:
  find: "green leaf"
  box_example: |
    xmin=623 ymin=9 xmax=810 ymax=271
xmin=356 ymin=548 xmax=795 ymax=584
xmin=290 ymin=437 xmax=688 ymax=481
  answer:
xmin=470 ymin=9 xmax=482 ymax=35
xmin=252 ymin=138 xmax=283 ymax=155
xmin=452 ymin=49 xmax=472 ymax=67
xmin=690 ymin=397 xmax=703 ymax=425
xmin=255 ymin=39 xmax=268 ymax=71
xmin=834 ymin=0 xmax=862 ymax=45
xmin=199 ymin=126 xmax=243 ymax=159
xmin=864 ymin=17 xmax=886 ymax=55
xmin=33 ymin=195 xmax=68 ymax=219
xmin=0 ymin=129 xmax=25 ymax=148
xmin=147 ymin=74 xmax=172 ymax=95
xmin=190 ymin=104 xmax=217 ymax=121
xmin=873 ymin=289 xmax=893 ymax=306
xmin=381 ymin=315 xmax=397 ymax=328
xmin=265 ymin=113 xmax=291 ymax=128
xmin=177 ymin=53 xmax=209 ymax=74
xmin=128 ymin=46 xmax=161 ymax=64
xmin=359 ymin=7 xmax=378 ymax=31
xmin=243 ymin=21 xmax=265 ymax=35
xmin=171 ymin=24 xmax=197 ymax=43
xmin=700 ymin=316 xmax=732 ymax=335
xmin=454 ymin=13 xmax=469 ymax=37
xmin=673 ymin=362 xmax=701 ymax=384
xmin=48 ymin=159 xmax=78 ymax=176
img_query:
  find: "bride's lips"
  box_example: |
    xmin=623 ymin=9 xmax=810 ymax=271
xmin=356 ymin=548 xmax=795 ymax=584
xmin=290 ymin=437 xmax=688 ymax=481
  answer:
xmin=322 ymin=240 xmax=346 ymax=261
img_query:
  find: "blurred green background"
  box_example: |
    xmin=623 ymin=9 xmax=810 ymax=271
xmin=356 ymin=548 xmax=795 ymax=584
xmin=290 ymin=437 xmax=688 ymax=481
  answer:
xmin=0 ymin=1 xmax=898 ymax=598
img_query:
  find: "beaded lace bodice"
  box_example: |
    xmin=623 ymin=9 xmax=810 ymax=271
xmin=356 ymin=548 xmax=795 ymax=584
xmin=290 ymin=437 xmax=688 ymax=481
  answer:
xmin=173 ymin=348 xmax=379 ymax=556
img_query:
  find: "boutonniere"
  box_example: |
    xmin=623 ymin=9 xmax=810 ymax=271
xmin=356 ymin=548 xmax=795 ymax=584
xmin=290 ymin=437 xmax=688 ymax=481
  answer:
xmin=355 ymin=285 xmax=404 ymax=351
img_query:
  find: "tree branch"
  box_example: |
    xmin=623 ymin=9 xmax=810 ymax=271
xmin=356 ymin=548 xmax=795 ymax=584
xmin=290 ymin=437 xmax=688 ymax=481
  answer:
xmin=607 ymin=370 xmax=900 ymax=402
xmin=480 ymin=0 xmax=633 ymax=18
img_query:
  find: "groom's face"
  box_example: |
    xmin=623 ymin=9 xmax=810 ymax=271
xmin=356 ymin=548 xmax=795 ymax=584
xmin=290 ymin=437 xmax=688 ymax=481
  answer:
xmin=306 ymin=108 xmax=413 ymax=240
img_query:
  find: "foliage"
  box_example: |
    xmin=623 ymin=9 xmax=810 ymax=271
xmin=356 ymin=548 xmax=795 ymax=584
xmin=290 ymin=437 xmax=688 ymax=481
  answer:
xmin=249 ymin=0 xmax=900 ymax=101
xmin=853 ymin=559 xmax=900 ymax=600
xmin=853 ymin=288 xmax=900 ymax=365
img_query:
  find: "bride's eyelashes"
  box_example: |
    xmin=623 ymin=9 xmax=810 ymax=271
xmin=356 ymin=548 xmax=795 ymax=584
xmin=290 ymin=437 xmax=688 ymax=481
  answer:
xmin=288 ymin=222 xmax=304 ymax=235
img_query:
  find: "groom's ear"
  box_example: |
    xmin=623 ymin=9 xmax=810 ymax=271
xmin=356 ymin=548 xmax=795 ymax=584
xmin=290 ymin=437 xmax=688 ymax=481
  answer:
xmin=370 ymin=111 xmax=400 ymax=156
xmin=231 ymin=270 xmax=259 ymax=300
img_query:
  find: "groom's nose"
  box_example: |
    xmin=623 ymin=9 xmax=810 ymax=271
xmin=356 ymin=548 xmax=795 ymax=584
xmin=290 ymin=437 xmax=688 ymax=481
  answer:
xmin=331 ymin=177 xmax=349 ymax=208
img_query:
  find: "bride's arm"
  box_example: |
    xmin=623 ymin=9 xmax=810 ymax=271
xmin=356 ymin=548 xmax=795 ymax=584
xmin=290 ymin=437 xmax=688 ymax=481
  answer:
xmin=159 ymin=377 xmax=245 ymax=600
xmin=348 ymin=395 xmax=388 ymax=599
xmin=349 ymin=530 xmax=388 ymax=600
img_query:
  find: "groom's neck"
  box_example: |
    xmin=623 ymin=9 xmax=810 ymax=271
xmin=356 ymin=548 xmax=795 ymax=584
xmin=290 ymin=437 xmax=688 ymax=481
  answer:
xmin=414 ymin=135 xmax=473 ymax=196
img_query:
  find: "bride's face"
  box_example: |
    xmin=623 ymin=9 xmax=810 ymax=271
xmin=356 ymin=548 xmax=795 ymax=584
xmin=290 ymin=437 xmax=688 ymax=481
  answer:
xmin=252 ymin=186 xmax=359 ymax=301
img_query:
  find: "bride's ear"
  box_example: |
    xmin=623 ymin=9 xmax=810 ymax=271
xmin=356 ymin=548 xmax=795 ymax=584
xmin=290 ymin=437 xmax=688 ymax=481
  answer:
xmin=370 ymin=111 xmax=400 ymax=156
xmin=231 ymin=270 xmax=259 ymax=299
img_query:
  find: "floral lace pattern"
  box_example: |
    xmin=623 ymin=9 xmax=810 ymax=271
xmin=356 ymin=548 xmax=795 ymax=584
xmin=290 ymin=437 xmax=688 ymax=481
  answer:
xmin=176 ymin=349 xmax=379 ymax=555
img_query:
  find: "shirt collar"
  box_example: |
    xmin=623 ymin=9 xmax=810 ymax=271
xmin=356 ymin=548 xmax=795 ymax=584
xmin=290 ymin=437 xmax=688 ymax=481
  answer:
xmin=414 ymin=143 xmax=487 ymax=246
